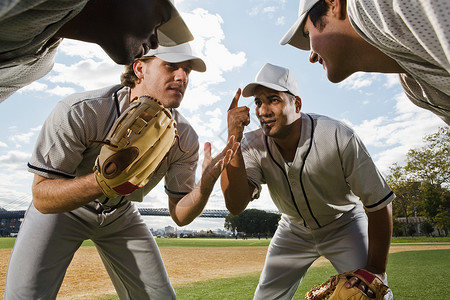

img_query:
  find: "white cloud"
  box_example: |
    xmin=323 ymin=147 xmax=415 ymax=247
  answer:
xmin=9 ymin=126 xmax=41 ymax=145
xmin=0 ymin=187 xmax=32 ymax=210
xmin=47 ymin=86 xmax=77 ymax=97
xmin=0 ymin=150 xmax=31 ymax=170
xmin=339 ymin=73 xmax=375 ymax=90
xmin=58 ymin=39 xmax=111 ymax=61
xmin=276 ymin=16 xmax=286 ymax=26
xmin=263 ymin=6 xmax=277 ymax=13
xmin=49 ymin=59 xmax=123 ymax=90
xmin=0 ymin=141 xmax=7 ymax=148
xmin=18 ymin=81 xmax=47 ymax=93
xmin=383 ymin=74 xmax=400 ymax=88
xmin=349 ymin=92 xmax=445 ymax=174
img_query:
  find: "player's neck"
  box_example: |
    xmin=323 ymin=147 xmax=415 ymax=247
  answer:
xmin=273 ymin=118 xmax=302 ymax=162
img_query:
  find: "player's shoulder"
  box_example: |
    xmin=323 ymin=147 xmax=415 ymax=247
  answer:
xmin=171 ymin=109 xmax=199 ymax=140
xmin=307 ymin=113 xmax=355 ymax=135
xmin=242 ymin=128 xmax=266 ymax=150
xmin=59 ymin=84 xmax=122 ymax=109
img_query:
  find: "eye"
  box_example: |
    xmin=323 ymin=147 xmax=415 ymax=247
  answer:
xmin=270 ymin=98 xmax=281 ymax=104
xmin=166 ymin=63 xmax=178 ymax=71
xmin=254 ymin=100 xmax=262 ymax=107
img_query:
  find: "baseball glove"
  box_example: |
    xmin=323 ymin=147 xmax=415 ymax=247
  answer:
xmin=305 ymin=269 xmax=388 ymax=300
xmin=92 ymin=95 xmax=181 ymax=198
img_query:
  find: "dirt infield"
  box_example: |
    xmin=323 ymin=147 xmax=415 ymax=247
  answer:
xmin=1 ymin=244 xmax=449 ymax=299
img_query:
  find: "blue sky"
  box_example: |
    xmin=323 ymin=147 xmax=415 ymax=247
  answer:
xmin=0 ymin=0 xmax=446 ymax=230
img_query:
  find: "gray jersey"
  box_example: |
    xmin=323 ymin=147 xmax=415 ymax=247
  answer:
xmin=241 ymin=113 xmax=394 ymax=229
xmin=348 ymin=0 xmax=450 ymax=124
xmin=28 ymin=84 xmax=199 ymax=206
xmin=0 ymin=0 xmax=88 ymax=102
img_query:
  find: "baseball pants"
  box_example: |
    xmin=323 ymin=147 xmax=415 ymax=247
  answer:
xmin=253 ymin=207 xmax=393 ymax=300
xmin=4 ymin=201 xmax=175 ymax=300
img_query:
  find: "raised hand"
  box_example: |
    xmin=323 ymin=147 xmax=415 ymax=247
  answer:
xmin=228 ymin=88 xmax=250 ymax=142
xmin=200 ymin=135 xmax=240 ymax=190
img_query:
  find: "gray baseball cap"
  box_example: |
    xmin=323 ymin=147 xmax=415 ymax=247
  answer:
xmin=242 ymin=63 xmax=299 ymax=97
xmin=280 ymin=0 xmax=320 ymax=50
xmin=144 ymin=42 xmax=206 ymax=72
xmin=157 ymin=0 xmax=194 ymax=47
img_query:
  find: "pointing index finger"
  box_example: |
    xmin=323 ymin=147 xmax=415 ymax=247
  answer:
xmin=228 ymin=88 xmax=242 ymax=111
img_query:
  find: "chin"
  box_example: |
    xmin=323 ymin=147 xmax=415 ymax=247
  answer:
xmin=103 ymin=47 xmax=135 ymax=65
xmin=327 ymin=72 xmax=351 ymax=83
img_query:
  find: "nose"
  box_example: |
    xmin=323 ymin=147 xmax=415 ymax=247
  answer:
xmin=257 ymin=102 xmax=271 ymax=117
xmin=309 ymin=51 xmax=319 ymax=63
xmin=174 ymin=68 xmax=188 ymax=84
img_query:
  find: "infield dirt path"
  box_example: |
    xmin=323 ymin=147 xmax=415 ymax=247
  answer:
xmin=1 ymin=244 xmax=449 ymax=299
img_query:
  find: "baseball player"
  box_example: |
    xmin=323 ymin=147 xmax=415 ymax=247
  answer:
xmin=4 ymin=43 xmax=239 ymax=299
xmin=0 ymin=0 xmax=193 ymax=102
xmin=221 ymin=63 xmax=394 ymax=299
xmin=280 ymin=0 xmax=450 ymax=125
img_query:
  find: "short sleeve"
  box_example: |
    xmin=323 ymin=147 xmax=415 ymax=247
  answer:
xmin=28 ymin=100 xmax=88 ymax=179
xmin=241 ymin=136 xmax=265 ymax=200
xmin=341 ymin=133 xmax=395 ymax=212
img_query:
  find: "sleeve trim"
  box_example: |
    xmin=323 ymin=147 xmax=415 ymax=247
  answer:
xmin=164 ymin=185 xmax=189 ymax=197
xmin=365 ymin=191 xmax=394 ymax=209
xmin=27 ymin=162 xmax=75 ymax=179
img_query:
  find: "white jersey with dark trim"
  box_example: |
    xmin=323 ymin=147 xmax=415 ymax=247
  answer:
xmin=28 ymin=84 xmax=199 ymax=206
xmin=241 ymin=113 xmax=394 ymax=229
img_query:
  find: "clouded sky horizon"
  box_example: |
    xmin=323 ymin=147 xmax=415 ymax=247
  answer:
xmin=0 ymin=0 xmax=446 ymax=230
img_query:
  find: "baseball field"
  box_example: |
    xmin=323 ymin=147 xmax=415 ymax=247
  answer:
xmin=1 ymin=237 xmax=449 ymax=299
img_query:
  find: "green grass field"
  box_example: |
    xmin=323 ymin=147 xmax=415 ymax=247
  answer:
xmin=1 ymin=236 xmax=449 ymax=249
xmin=2 ymin=236 xmax=449 ymax=299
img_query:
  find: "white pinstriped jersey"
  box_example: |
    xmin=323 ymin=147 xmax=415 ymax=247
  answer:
xmin=241 ymin=113 xmax=395 ymax=229
xmin=348 ymin=0 xmax=450 ymax=124
xmin=28 ymin=84 xmax=199 ymax=206
xmin=0 ymin=0 xmax=88 ymax=102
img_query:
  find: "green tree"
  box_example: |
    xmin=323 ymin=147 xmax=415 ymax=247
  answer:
xmin=224 ymin=209 xmax=280 ymax=235
xmin=405 ymin=127 xmax=449 ymax=186
xmin=386 ymin=164 xmax=421 ymax=221
xmin=387 ymin=127 xmax=450 ymax=235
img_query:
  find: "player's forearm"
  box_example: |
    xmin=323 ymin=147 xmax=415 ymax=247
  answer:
xmin=169 ymin=182 xmax=213 ymax=226
xmin=32 ymin=173 xmax=103 ymax=214
xmin=366 ymin=203 xmax=393 ymax=274
xmin=220 ymin=151 xmax=251 ymax=215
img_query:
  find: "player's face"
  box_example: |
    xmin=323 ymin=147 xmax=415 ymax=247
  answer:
xmin=139 ymin=57 xmax=192 ymax=108
xmin=254 ymin=86 xmax=300 ymax=139
xmin=100 ymin=0 xmax=172 ymax=64
xmin=303 ymin=14 xmax=357 ymax=83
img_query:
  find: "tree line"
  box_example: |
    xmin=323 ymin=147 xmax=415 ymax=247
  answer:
xmin=386 ymin=127 xmax=449 ymax=236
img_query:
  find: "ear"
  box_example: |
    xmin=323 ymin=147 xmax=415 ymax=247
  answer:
xmin=133 ymin=60 xmax=145 ymax=80
xmin=294 ymin=96 xmax=302 ymax=113
xmin=327 ymin=0 xmax=347 ymax=20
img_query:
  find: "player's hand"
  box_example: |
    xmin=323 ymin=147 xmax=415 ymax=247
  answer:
xmin=345 ymin=270 xmax=384 ymax=296
xmin=228 ymin=88 xmax=250 ymax=142
xmin=200 ymin=135 xmax=240 ymax=189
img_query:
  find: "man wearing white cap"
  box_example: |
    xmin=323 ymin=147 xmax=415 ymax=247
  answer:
xmin=0 ymin=0 xmax=194 ymax=103
xmin=222 ymin=63 xmax=394 ymax=299
xmin=280 ymin=0 xmax=449 ymax=125
xmin=5 ymin=43 xmax=239 ymax=299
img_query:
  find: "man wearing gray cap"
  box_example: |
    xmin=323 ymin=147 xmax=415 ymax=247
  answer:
xmin=0 ymin=0 xmax=194 ymax=103
xmin=280 ymin=0 xmax=449 ymax=125
xmin=222 ymin=63 xmax=394 ymax=299
xmin=5 ymin=43 xmax=239 ymax=299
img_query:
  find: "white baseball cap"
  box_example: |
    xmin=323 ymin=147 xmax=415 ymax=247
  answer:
xmin=157 ymin=0 xmax=194 ymax=47
xmin=242 ymin=63 xmax=299 ymax=97
xmin=280 ymin=0 xmax=320 ymax=50
xmin=144 ymin=42 xmax=206 ymax=72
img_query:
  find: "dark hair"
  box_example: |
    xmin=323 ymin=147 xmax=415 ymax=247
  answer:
xmin=120 ymin=57 xmax=155 ymax=88
xmin=308 ymin=0 xmax=330 ymax=31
